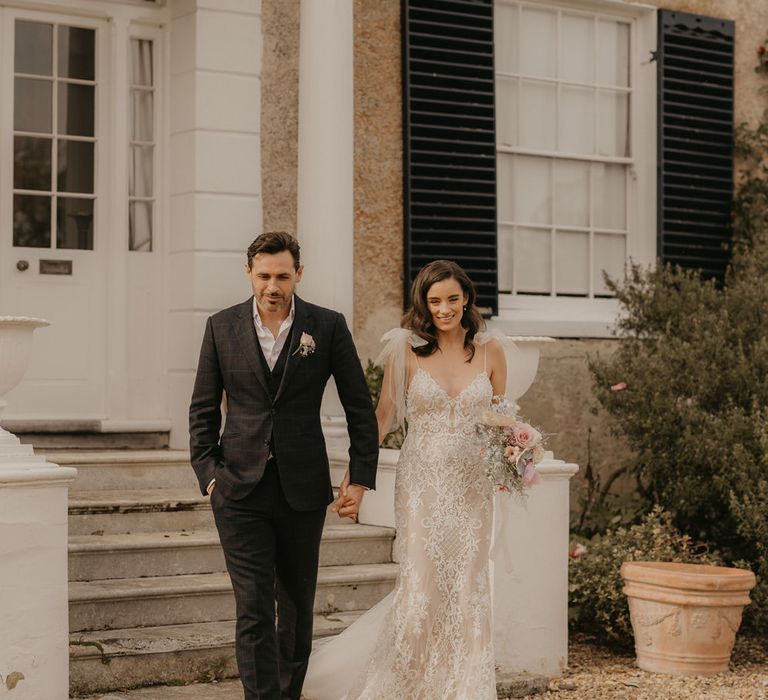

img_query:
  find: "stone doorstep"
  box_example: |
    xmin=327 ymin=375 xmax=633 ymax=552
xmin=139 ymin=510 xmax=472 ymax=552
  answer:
xmin=69 ymin=614 xmax=364 ymax=696
xmin=69 ymin=564 xmax=399 ymax=631
xmin=54 ymin=450 xmax=196 ymax=492
xmin=68 ymin=488 xmax=357 ymax=535
xmin=68 ymin=524 xmax=395 ymax=580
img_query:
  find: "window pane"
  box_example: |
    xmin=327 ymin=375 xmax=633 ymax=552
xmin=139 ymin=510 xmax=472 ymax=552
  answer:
xmin=560 ymin=14 xmax=594 ymax=84
xmin=14 ymin=78 xmax=52 ymax=133
xmin=131 ymin=91 xmax=154 ymax=141
xmin=57 ymin=140 xmax=95 ymax=193
xmin=14 ymin=136 xmax=52 ymax=190
xmin=57 ymin=197 xmax=94 ymax=249
xmin=520 ymin=8 xmax=556 ymax=78
xmin=58 ymin=26 xmax=95 ymax=81
xmin=594 ymin=233 xmax=626 ymax=295
xmin=498 ymin=223 xmax=514 ymax=293
xmin=129 ymin=201 xmax=153 ymax=252
xmin=516 ymin=227 xmax=551 ymax=294
xmin=514 ymin=156 xmax=551 ymax=225
xmin=497 ymin=153 xmax=514 ymax=221
xmin=555 ymin=160 xmax=589 ymax=227
xmin=593 ymin=163 xmax=626 ymax=230
xmin=13 ymin=194 xmax=51 ymax=247
xmin=559 ymin=86 xmax=595 ymax=154
xmin=58 ymin=83 xmax=95 ymax=136
xmin=496 ymin=77 xmax=516 ymax=147
xmin=131 ymin=39 xmax=154 ymax=87
xmin=598 ymin=20 xmax=629 ymax=87
xmin=555 ymin=230 xmax=589 ymax=295
xmin=519 ymin=80 xmax=556 ymax=150
xmin=15 ymin=21 xmax=53 ymax=76
xmin=598 ymin=90 xmax=629 ymax=157
xmin=130 ymin=146 xmax=154 ymax=197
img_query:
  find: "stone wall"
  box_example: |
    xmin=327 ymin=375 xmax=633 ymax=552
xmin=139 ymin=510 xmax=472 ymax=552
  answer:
xmin=260 ymin=0 xmax=766 ymax=517
xmin=260 ymin=0 xmax=299 ymax=236
xmin=352 ymin=0 xmax=404 ymax=363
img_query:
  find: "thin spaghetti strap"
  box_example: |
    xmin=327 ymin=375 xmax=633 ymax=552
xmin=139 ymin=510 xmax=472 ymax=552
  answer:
xmin=483 ymin=343 xmax=488 ymax=372
xmin=414 ymin=351 xmax=422 ymax=369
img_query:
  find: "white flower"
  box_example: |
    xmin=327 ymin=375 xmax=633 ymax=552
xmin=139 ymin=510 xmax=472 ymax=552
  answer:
xmin=294 ymin=331 xmax=316 ymax=358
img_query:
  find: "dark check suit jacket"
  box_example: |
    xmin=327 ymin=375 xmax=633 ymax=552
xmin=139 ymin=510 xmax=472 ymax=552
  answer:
xmin=189 ymin=295 xmax=379 ymax=511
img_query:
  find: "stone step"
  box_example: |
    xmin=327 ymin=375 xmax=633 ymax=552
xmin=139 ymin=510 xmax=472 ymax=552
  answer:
xmin=68 ymin=524 xmax=394 ymax=581
xmin=68 ymin=489 xmax=214 ymax=535
xmin=69 ymin=564 xmax=398 ymax=632
xmin=69 ymin=613 xmax=363 ymax=695
xmin=49 ymin=449 xmax=196 ymax=493
xmin=69 ymin=488 xmax=353 ymax=536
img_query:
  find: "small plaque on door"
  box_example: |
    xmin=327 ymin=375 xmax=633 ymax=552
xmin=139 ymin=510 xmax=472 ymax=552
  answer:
xmin=39 ymin=259 xmax=73 ymax=275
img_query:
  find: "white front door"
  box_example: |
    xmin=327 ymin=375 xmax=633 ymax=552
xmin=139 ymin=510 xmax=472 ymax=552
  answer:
xmin=0 ymin=9 xmax=108 ymax=419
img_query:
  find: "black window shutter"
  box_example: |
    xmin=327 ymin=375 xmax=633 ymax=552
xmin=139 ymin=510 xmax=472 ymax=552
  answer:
xmin=402 ymin=0 xmax=498 ymax=315
xmin=657 ymin=9 xmax=734 ymax=281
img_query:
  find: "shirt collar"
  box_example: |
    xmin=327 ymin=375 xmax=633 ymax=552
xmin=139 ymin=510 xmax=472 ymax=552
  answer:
xmin=253 ymin=295 xmax=295 ymax=331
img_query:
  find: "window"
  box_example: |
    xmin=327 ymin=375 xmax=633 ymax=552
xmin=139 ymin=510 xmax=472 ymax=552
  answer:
xmin=12 ymin=19 xmax=96 ymax=250
xmin=493 ymin=0 xmax=656 ymax=335
xmin=129 ymin=37 xmax=155 ymax=252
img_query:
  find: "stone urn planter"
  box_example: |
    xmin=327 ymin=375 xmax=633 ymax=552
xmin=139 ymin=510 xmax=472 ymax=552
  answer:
xmin=0 ymin=316 xmax=78 ymax=699
xmin=0 ymin=316 xmax=50 ymax=437
xmin=621 ymin=561 xmax=757 ymax=676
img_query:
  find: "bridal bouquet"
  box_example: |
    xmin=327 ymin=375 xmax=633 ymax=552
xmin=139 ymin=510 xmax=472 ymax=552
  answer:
xmin=476 ymin=396 xmax=545 ymax=496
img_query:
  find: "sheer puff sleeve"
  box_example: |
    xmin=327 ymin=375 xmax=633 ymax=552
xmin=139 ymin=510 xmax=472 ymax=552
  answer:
xmin=474 ymin=328 xmax=523 ymax=401
xmin=374 ymin=328 xmax=427 ymax=432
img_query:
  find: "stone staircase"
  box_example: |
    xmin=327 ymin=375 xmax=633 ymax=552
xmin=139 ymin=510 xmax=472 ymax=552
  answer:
xmin=56 ymin=450 xmax=397 ymax=696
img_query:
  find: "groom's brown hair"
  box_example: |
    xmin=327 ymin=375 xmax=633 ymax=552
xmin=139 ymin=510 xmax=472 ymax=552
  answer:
xmin=247 ymin=231 xmax=301 ymax=270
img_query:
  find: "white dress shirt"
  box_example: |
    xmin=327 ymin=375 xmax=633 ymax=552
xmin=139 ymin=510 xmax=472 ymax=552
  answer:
xmin=253 ymin=295 xmax=295 ymax=370
xmin=207 ymin=296 xmax=295 ymax=495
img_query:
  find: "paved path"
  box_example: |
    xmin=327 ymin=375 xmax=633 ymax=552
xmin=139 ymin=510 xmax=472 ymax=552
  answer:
xmin=80 ymin=681 xmax=244 ymax=699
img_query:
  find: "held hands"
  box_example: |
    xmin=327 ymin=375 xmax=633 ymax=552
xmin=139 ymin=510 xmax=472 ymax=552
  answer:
xmin=332 ymin=469 xmax=365 ymax=522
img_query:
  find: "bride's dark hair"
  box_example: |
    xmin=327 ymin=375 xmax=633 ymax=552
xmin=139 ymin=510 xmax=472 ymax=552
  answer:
xmin=402 ymin=260 xmax=485 ymax=361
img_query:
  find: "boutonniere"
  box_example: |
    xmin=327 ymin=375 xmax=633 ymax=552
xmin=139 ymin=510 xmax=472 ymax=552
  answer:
xmin=293 ymin=332 xmax=316 ymax=358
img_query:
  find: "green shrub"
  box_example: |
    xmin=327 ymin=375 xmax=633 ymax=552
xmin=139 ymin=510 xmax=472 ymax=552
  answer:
xmin=569 ymin=507 xmax=719 ymax=646
xmin=584 ymin=109 xmax=768 ymax=633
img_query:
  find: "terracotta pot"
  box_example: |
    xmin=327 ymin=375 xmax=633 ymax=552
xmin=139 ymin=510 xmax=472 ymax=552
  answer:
xmin=621 ymin=561 xmax=756 ymax=676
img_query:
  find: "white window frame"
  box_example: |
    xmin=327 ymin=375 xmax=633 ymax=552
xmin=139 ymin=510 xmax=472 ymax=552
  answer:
xmin=128 ymin=27 xmax=161 ymax=253
xmin=492 ymin=0 xmax=657 ymax=338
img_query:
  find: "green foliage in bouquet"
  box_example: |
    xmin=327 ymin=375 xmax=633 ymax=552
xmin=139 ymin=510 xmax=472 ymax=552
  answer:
xmin=587 ymin=117 xmax=768 ymax=631
xmin=364 ymin=359 xmax=404 ymax=449
xmin=569 ymin=507 xmax=719 ymax=646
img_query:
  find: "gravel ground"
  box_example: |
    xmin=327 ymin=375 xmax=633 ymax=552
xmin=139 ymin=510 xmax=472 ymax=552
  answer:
xmin=538 ymin=634 xmax=768 ymax=700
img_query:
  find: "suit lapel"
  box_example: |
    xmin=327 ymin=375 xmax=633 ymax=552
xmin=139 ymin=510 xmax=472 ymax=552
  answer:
xmin=233 ymin=298 xmax=271 ymax=397
xmin=274 ymin=295 xmax=312 ymax=404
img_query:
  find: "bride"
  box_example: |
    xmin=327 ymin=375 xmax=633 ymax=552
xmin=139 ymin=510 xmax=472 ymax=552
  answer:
xmin=302 ymin=260 xmax=507 ymax=700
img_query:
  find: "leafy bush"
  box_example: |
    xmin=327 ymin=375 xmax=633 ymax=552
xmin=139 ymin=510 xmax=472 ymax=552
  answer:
xmin=587 ymin=117 xmax=768 ymax=631
xmin=569 ymin=507 xmax=719 ymax=646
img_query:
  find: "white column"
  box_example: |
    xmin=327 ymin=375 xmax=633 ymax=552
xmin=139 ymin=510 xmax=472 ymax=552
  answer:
xmin=296 ymin=0 xmax=355 ymax=446
xmin=0 ymin=319 xmax=77 ymax=699
xmin=493 ymin=455 xmax=579 ymax=679
xmin=296 ymin=0 xmax=354 ymax=321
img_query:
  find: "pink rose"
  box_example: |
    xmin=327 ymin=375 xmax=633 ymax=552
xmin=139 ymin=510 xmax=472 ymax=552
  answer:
xmin=513 ymin=422 xmax=541 ymax=448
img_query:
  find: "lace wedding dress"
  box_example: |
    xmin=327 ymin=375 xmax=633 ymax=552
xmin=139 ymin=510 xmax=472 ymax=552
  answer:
xmin=303 ymin=330 xmax=498 ymax=700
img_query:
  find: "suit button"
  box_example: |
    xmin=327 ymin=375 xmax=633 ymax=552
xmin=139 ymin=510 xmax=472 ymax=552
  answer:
xmin=263 ymin=439 xmax=270 ymax=446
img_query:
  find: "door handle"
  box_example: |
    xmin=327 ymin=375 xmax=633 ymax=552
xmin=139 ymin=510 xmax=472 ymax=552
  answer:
xmin=16 ymin=260 xmax=29 ymax=271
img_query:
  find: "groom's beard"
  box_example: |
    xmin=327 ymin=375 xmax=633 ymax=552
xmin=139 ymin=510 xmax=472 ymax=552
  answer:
xmin=257 ymin=293 xmax=290 ymax=313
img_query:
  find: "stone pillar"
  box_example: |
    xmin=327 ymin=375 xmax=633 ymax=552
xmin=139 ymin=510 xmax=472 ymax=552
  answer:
xmin=0 ymin=318 xmax=77 ymax=699
xmin=493 ymin=454 xmax=578 ymax=681
xmin=166 ymin=0 xmax=264 ymax=448
xmin=296 ymin=0 xmax=355 ymax=450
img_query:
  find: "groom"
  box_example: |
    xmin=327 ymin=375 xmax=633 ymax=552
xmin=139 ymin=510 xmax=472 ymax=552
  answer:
xmin=189 ymin=231 xmax=379 ymax=700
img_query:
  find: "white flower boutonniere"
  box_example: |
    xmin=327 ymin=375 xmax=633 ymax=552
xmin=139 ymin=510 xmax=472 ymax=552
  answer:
xmin=293 ymin=332 xmax=316 ymax=358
